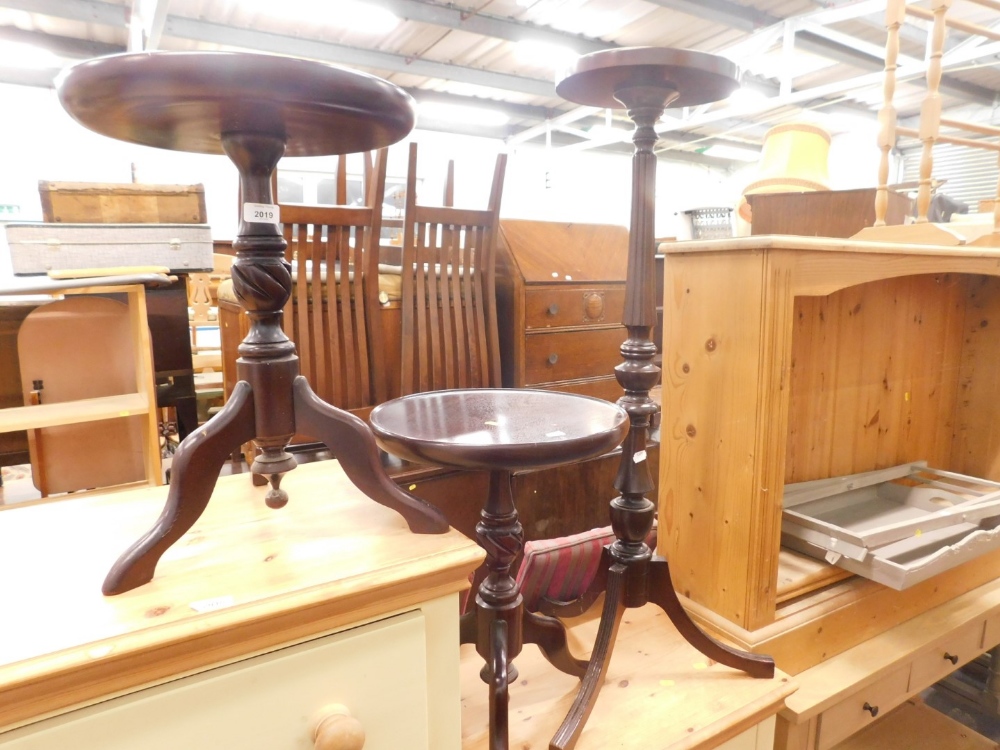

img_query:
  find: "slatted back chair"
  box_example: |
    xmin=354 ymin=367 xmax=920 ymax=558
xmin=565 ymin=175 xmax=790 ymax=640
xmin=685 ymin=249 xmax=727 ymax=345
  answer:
xmin=279 ymin=148 xmax=389 ymax=411
xmin=399 ymin=143 xmax=507 ymax=395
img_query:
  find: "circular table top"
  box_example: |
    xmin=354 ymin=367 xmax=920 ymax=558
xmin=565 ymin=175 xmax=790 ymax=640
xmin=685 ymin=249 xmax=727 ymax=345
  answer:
xmin=55 ymin=51 xmax=415 ymax=156
xmin=369 ymin=389 xmax=629 ymax=472
xmin=556 ymin=47 xmax=739 ymax=109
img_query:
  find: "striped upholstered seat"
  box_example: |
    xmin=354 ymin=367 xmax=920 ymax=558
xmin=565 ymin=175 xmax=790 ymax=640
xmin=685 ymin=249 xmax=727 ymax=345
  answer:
xmin=515 ymin=522 xmax=658 ymax=612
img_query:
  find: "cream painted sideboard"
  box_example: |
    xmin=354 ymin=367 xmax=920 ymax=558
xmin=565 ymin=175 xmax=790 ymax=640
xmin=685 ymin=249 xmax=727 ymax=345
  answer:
xmin=0 ymin=460 xmax=483 ymax=748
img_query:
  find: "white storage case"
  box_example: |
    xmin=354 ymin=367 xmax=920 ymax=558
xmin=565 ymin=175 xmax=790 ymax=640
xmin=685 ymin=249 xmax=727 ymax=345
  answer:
xmin=5 ymin=222 xmax=213 ymax=275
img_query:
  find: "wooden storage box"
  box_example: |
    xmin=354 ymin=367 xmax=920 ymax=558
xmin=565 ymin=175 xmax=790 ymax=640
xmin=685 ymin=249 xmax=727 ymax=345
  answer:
xmin=38 ymin=181 xmax=206 ymax=224
xmin=782 ymin=462 xmax=1000 ymax=590
xmin=747 ymin=188 xmax=910 ymax=237
xmin=5 ymin=222 xmax=213 ymax=274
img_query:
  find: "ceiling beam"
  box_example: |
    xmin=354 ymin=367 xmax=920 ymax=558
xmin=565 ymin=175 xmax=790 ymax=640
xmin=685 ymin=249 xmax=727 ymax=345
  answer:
xmin=0 ymin=24 xmax=122 ymax=58
xmin=377 ymin=0 xmax=610 ymax=54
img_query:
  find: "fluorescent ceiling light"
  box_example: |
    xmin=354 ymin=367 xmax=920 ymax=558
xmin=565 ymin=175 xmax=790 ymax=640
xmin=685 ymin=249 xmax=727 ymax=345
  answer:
xmin=0 ymin=42 xmax=62 ymax=69
xmin=245 ymin=0 xmax=399 ymax=32
xmin=726 ymin=86 xmax=770 ymax=108
xmin=515 ymin=40 xmax=578 ymax=68
xmin=418 ymin=102 xmax=510 ymax=127
xmin=702 ymin=144 xmax=761 ymax=162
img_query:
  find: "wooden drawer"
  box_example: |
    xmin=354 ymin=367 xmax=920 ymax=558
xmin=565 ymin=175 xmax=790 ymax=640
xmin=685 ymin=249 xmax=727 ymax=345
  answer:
xmin=908 ymin=618 xmax=984 ymax=691
xmin=0 ymin=611 xmax=430 ymax=749
xmin=815 ymin=666 xmax=910 ymax=750
xmin=524 ymin=327 xmax=624 ymax=385
xmin=983 ymin=609 xmax=1000 ymax=650
xmin=524 ymin=286 xmax=626 ymax=329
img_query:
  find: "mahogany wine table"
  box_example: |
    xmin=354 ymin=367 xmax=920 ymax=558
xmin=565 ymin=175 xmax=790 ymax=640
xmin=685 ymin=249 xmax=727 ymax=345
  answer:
xmin=369 ymin=388 xmax=628 ymax=750
xmin=55 ymin=50 xmax=449 ymax=595
xmin=549 ymin=47 xmax=776 ymax=749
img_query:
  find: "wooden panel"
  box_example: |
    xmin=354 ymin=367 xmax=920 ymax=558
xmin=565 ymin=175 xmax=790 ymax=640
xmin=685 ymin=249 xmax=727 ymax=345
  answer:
xmin=829 ymin=700 xmax=998 ymax=750
xmin=536 ymin=375 xmax=623 ymax=403
xmin=784 ymin=275 xmax=967 ymax=485
xmin=523 ymin=286 xmax=626 ymax=329
xmin=1 ymin=612 xmax=431 ymax=749
xmin=39 ymin=181 xmax=206 ymax=224
xmin=907 ymin=618 xmax=984 ymax=691
xmin=661 ymin=250 xmax=776 ymax=631
xmin=523 ymin=327 xmax=624 ymax=384
xmin=0 ymin=303 xmax=39 ymax=466
xmin=747 ymin=189 xmax=910 ymax=238
xmin=499 ymin=219 xmax=629 ymax=283
xmin=953 ymin=275 xmax=1000 ymax=480
xmin=815 ymin=665 xmax=910 ymax=750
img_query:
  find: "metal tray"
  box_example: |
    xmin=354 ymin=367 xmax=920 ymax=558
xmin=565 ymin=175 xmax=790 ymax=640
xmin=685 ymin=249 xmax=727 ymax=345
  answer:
xmin=781 ymin=462 xmax=1000 ymax=589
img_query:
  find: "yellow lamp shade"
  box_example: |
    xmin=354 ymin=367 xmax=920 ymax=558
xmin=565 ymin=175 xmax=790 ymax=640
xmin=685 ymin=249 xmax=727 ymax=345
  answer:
xmin=739 ymin=122 xmax=831 ymax=223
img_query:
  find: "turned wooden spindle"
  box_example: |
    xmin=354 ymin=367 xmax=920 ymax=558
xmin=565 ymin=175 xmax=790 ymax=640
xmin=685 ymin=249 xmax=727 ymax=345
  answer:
xmin=311 ymin=704 xmax=366 ymax=750
xmin=875 ymin=0 xmax=905 ymax=227
xmin=916 ymin=0 xmax=953 ymax=223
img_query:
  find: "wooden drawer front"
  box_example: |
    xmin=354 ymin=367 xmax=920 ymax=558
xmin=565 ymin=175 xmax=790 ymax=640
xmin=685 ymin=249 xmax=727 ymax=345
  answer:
xmin=524 ymin=287 xmax=626 ymax=329
xmin=1 ymin=611 xmax=430 ymax=749
xmin=537 ymin=376 xmax=623 ymax=403
xmin=983 ymin=611 xmax=1000 ymax=650
xmin=908 ymin=619 xmax=984 ymax=691
xmin=816 ymin=666 xmax=910 ymax=750
xmin=524 ymin=328 xmax=624 ymax=385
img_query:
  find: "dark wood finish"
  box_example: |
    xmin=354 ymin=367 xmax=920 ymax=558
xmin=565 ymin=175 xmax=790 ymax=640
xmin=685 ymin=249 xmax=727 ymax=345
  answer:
xmin=747 ymin=188 xmax=912 ymax=237
xmin=55 ymin=51 xmax=450 ymax=594
xmin=496 ymin=220 xmax=630 ymax=401
xmin=552 ymin=47 xmax=773 ymax=750
xmin=399 ymin=143 xmax=507 ymax=395
xmin=370 ymin=388 xmax=628 ymax=749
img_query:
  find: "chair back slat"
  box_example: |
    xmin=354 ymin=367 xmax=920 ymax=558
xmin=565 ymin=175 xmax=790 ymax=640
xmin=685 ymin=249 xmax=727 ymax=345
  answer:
xmin=399 ymin=143 xmax=507 ymax=396
xmin=275 ymin=149 xmax=388 ymax=411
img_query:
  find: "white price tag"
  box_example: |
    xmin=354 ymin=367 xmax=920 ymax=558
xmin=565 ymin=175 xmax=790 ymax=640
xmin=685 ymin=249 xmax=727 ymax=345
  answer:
xmin=243 ymin=202 xmax=280 ymax=224
xmin=633 ymin=449 xmax=647 ymax=464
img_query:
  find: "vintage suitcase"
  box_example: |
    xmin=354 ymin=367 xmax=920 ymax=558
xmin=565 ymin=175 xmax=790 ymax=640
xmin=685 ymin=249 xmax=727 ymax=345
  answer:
xmin=5 ymin=222 xmax=213 ymax=275
xmin=782 ymin=461 xmax=1000 ymax=590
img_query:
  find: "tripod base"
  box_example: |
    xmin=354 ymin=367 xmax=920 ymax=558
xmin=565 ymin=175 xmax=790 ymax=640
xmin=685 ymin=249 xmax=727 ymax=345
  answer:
xmin=547 ymin=552 xmax=775 ymax=750
xmin=102 ymin=376 xmax=449 ymax=595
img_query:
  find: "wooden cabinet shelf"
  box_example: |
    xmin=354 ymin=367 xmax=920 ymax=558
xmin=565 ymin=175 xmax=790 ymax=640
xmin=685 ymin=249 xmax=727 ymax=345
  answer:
xmin=0 ymin=393 xmax=150 ymax=433
xmin=658 ymin=236 xmax=1000 ymax=675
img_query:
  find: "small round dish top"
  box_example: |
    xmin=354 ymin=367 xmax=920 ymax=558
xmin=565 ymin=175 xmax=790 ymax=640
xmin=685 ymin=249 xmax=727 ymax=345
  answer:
xmin=556 ymin=47 xmax=740 ymax=109
xmin=56 ymin=51 xmax=415 ymax=157
xmin=369 ymin=389 xmax=629 ymax=472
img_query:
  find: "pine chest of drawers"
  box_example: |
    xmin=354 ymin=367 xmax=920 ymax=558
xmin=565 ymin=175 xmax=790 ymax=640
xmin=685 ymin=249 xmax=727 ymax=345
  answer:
xmin=495 ymin=219 xmax=628 ymax=402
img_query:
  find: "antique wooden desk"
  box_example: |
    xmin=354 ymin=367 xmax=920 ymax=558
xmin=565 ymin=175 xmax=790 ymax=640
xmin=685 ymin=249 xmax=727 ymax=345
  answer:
xmin=0 ymin=460 xmax=483 ymax=748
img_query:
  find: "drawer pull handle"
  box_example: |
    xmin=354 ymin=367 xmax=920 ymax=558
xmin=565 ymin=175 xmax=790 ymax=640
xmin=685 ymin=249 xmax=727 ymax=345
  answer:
xmin=312 ymin=704 xmax=365 ymax=750
xmin=548 ymin=303 xmax=559 ymax=315
xmin=862 ymin=702 xmax=879 ymax=718
xmin=944 ymin=652 xmax=959 ymax=665
xmin=547 ymin=353 xmax=559 ymax=365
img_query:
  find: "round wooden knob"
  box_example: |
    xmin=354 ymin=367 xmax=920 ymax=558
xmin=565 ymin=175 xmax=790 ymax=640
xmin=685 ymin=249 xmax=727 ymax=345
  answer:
xmin=312 ymin=704 xmax=365 ymax=750
xmin=547 ymin=353 xmax=559 ymax=365
xmin=944 ymin=652 xmax=959 ymax=664
xmin=583 ymin=292 xmax=604 ymax=320
xmin=547 ymin=302 xmax=559 ymax=315
xmin=862 ymin=702 xmax=879 ymax=718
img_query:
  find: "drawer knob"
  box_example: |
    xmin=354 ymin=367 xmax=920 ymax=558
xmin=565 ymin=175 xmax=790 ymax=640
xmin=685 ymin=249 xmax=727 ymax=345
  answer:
xmin=583 ymin=292 xmax=604 ymax=320
xmin=548 ymin=303 xmax=559 ymax=315
xmin=547 ymin=353 xmax=559 ymax=365
xmin=862 ymin=702 xmax=879 ymax=718
xmin=312 ymin=704 xmax=365 ymax=750
xmin=944 ymin=652 xmax=959 ymax=665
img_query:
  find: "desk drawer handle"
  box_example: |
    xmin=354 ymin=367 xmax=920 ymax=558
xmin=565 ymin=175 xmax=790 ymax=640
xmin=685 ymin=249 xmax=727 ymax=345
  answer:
xmin=312 ymin=704 xmax=365 ymax=750
xmin=548 ymin=303 xmax=559 ymax=316
xmin=944 ymin=652 xmax=959 ymax=665
xmin=862 ymin=702 xmax=879 ymax=718
xmin=547 ymin=353 xmax=559 ymax=365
